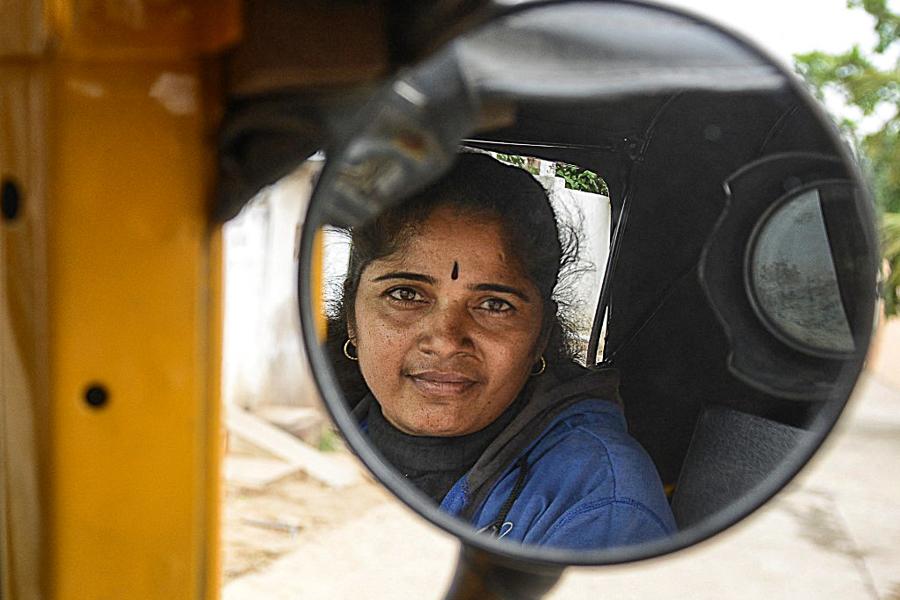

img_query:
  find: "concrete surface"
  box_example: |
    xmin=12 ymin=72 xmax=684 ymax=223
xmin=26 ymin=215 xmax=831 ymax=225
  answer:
xmin=869 ymin=317 xmax=900 ymax=391
xmin=224 ymin=373 xmax=900 ymax=599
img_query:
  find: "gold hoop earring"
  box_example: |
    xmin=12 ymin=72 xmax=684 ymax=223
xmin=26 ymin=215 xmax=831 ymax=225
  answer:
xmin=343 ymin=339 xmax=359 ymax=361
xmin=531 ymin=356 xmax=546 ymax=376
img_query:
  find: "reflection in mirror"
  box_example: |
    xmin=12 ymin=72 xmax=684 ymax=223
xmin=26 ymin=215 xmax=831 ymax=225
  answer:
xmin=296 ymin=0 xmax=879 ymax=562
xmin=320 ymin=152 xmax=663 ymax=551
xmin=749 ymin=186 xmax=856 ymax=356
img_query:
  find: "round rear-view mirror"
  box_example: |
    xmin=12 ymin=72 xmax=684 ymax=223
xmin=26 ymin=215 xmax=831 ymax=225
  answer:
xmin=284 ymin=0 xmax=879 ymax=595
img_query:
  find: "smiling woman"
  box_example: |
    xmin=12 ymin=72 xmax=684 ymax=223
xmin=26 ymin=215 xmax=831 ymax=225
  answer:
xmin=353 ymin=207 xmax=545 ymax=437
xmin=325 ymin=152 xmax=676 ymax=549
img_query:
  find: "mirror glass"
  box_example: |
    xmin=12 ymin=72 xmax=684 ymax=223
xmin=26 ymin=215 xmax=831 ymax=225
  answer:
xmin=749 ymin=186 xmax=856 ymax=356
xmin=294 ymin=0 xmax=879 ymax=563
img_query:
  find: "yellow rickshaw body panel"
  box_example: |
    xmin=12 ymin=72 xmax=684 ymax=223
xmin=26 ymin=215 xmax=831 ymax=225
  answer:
xmin=1 ymin=1 xmax=239 ymax=598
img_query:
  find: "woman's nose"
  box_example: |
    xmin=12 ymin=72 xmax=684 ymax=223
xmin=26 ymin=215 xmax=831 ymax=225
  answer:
xmin=417 ymin=301 xmax=474 ymax=357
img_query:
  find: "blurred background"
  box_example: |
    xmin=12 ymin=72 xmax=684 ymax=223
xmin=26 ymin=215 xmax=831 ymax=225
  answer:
xmin=218 ymin=2 xmax=900 ymax=598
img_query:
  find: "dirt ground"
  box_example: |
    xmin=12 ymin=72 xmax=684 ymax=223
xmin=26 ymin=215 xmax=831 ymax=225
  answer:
xmin=222 ymin=449 xmax=390 ymax=583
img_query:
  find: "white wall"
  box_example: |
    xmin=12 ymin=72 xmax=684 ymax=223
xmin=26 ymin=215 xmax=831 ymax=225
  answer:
xmin=222 ymin=161 xmax=322 ymax=409
xmin=547 ymin=182 xmax=611 ymax=339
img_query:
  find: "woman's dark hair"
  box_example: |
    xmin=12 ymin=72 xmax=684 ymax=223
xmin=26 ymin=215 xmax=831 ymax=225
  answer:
xmin=326 ymin=152 xmax=580 ymax=403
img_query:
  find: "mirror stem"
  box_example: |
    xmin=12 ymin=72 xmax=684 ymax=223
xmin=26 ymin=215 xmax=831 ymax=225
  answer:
xmin=588 ymin=93 xmax=682 ymax=365
xmin=443 ymin=545 xmax=564 ymax=600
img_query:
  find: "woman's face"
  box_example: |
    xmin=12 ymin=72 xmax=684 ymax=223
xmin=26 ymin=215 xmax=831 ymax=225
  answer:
xmin=350 ymin=206 xmax=546 ymax=437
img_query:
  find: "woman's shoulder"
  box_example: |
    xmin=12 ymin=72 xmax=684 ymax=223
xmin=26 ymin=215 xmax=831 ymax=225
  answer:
xmin=527 ymin=398 xmax=662 ymax=502
xmin=476 ymin=397 xmax=676 ymax=548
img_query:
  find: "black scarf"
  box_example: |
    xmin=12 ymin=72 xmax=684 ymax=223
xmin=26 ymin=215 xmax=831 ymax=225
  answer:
xmin=366 ymin=394 xmax=526 ymax=503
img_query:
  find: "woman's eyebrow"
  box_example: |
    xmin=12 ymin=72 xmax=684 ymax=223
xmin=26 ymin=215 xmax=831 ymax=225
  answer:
xmin=469 ymin=283 xmax=531 ymax=303
xmin=370 ymin=271 xmax=436 ymax=284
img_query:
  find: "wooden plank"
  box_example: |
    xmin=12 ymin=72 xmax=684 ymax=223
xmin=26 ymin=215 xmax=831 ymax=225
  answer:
xmin=226 ymin=408 xmax=360 ymax=488
xmin=224 ymin=456 xmax=300 ymax=489
xmin=254 ymin=405 xmax=321 ymax=438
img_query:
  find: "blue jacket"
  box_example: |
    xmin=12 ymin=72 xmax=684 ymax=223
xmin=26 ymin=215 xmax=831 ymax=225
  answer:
xmin=439 ymin=397 xmax=676 ymax=549
xmin=357 ymin=365 xmax=676 ymax=550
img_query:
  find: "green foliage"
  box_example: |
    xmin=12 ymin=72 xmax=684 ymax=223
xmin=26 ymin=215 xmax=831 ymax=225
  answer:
xmin=849 ymin=0 xmax=900 ymax=53
xmin=317 ymin=427 xmax=343 ymax=453
xmin=794 ymin=47 xmax=899 ymax=121
xmin=555 ymin=162 xmax=609 ymax=196
xmin=865 ymin=121 xmax=900 ymax=214
xmin=884 ymin=212 xmax=900 ymax=316
xmin=492 ymin=153 xmax=608 ymax=195
xmin=794 ymin=0 xmax=900 ymax=315
xmin=493 ymin=152 xmax=538 ymax=174
xmin=493 ymin=152 xmax=526 ymax=168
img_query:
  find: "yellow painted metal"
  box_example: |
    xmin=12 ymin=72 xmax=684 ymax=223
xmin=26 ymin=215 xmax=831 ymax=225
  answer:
xmin=0 ymin=1 xmax=47 ymax=56
xmin=45 ymin=62 xmax=222 ymax=600
xmin=47 ymin=0 xmax=242 ymax=61
xmin=312 ymin=228 xmax=327 ymax=342
xmin=1 ymin=2 xmax=240 ymax=599
xmin=1 ymin=61 xmax=52 ymax=600
xmin=204 ymin=225 xmax=225 ymax=598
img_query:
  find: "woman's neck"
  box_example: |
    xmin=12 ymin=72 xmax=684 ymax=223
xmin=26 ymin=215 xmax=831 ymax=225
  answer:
xmin=366 ymin=394 xmax=525 ymax=503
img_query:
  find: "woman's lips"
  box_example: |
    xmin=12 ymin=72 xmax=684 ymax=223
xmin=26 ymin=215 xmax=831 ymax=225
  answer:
xmin=407 ymin=370 xmax=478 ymax=397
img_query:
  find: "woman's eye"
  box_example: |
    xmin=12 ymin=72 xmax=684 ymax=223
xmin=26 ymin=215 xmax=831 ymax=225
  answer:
xmin=478 ymin=298 xmax=514 ymax=314
xmin=386 ymin=287 xmax=424 ymax=303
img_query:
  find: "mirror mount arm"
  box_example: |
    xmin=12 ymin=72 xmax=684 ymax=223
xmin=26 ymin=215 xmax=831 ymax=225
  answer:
xmin=311 ymin=47 xmax=479 ymax=227
xmin=443 ymin=545 xmax=564 ymax=600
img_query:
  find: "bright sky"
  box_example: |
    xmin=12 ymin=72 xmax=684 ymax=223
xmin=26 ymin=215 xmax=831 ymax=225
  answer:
xmin=656 ymin=0 xmax=886 ymax=67
xmin=657 ymin=0 xmax=898 ymax=131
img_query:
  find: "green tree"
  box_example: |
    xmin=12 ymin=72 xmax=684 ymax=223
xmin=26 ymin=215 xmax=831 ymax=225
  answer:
xmin=493 ymin=153 xmax=608 ymax=195
xmin=884 ymin=212 xmax=900 ymax=315
xmin=493 ymin=152 xmax=529 ymax=170
xmin=555 ymin=162 xmax=609 ymax=196
xmin=794 ymin=0 xmax=900 ymax=316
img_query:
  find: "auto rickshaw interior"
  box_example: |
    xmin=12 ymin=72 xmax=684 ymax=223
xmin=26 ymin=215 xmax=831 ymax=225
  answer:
xmin=461 ymin=86 xmax=876 ymax=529
xmin=218 ymin=0 xmax=880 ymax=562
